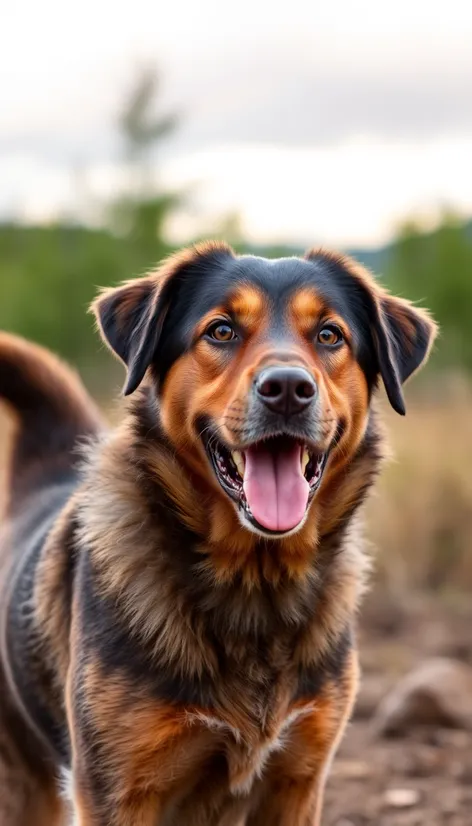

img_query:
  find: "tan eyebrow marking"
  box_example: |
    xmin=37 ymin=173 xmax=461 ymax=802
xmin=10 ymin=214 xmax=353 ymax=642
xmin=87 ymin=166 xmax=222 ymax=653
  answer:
xmin=290 ymin=289 xmax=352 ymax=344
xmin=228 ymin=285 xmax=265 ymax=330
xmin=290 ymin=288 xmax=326 ymax=335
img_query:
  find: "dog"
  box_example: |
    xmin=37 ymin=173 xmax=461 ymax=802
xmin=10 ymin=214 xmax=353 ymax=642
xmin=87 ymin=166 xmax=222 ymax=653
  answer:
xmin=0 ymin=242 xmax=436 ymax=825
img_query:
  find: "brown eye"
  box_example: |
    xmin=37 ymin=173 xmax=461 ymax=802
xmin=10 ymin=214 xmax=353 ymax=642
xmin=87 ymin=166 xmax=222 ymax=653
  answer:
xmin=207 ymin=322 xmax=237 ymax=342
xmin=317 ymin=326 xmax=343 ymax=347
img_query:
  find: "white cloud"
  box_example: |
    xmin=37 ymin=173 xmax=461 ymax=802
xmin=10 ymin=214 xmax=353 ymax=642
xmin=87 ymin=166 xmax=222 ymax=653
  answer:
xmin=1 ymin=0 xmax=471 ymax=142
xmin=1 ymin=0 xmax=472 ymax=244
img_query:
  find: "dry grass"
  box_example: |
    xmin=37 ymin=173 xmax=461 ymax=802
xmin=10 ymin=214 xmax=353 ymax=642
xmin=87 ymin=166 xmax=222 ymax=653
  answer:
xmin=1 ymin=375 xmax=471 ymax=594
xmin=368 ymin=375 xmax=472 ymax=594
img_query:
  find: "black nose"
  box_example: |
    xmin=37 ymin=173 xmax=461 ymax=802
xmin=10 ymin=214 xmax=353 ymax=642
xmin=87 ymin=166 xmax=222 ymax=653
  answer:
xmin=255 ymin=366 xmax=317 ymax=416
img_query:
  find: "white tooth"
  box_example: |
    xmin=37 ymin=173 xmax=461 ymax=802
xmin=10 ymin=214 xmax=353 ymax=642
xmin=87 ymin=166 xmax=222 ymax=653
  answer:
xmin=301 ymin=448 xmax=310 ymax=474
xmin=232 ymin=450 xmax=245 ymax=478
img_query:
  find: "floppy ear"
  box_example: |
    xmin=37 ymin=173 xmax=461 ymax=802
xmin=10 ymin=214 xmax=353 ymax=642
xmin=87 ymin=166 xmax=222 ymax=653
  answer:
xmin=92 ymin=276 xmax=164 ymax=395
xmin=91 ymin=242 xmax=233 ymax=395
xmin=365 ymin=289 xmax=438 ymax=415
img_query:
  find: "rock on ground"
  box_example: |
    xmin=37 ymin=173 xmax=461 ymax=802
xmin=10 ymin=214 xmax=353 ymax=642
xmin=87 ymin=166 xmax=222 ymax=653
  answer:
xmin=372 ymin=658 xmax=472 ymax=737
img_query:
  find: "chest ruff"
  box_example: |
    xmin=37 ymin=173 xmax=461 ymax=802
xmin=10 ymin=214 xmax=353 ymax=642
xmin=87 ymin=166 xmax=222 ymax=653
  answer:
xmin=186 ymin=702 xmax=317 ymax=795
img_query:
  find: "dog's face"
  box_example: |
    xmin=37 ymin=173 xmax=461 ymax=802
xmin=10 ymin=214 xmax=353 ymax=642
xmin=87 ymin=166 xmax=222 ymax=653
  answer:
xmin=93 ymin=243 xmax=436 ymax=539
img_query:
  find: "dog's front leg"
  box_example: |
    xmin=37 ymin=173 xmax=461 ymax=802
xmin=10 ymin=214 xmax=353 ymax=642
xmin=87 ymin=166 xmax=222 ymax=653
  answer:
xmin=63 ymin=764 xmax=164 ymax=826
xmin=63 ymin=733 xmax=174 ymax=826
xmin=247 ymin=653 xmax=359 ymax=826
xmin=65 ymin=668 xmax=166 ymax=825
xmin=65 ymin=661 xmax=210 ymax=826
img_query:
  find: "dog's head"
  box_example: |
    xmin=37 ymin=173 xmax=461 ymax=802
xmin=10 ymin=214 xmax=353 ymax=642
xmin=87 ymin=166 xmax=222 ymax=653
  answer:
xmin=92 ymin=243 xmax=437 ymax=540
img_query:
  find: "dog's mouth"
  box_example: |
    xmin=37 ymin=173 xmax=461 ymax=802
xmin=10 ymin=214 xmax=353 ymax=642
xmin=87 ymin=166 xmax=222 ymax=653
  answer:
xmin=204 ymin=433 xmax=328 ymax=536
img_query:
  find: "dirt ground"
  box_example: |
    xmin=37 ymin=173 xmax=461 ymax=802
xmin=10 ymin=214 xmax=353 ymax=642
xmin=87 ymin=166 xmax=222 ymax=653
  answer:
xmin=324 ymin=594 xmax=472 ymax=826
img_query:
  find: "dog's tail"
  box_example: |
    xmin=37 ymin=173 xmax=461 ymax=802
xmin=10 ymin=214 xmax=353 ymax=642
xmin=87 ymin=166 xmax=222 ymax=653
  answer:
xmin=0 ymin=333 xmax=103 ymax=510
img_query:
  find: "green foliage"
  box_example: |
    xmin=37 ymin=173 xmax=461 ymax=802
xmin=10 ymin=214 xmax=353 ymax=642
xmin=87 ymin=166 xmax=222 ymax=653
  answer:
xmin=0 ymin=223 xmax=171 ymax=392
xmin=385 ymin=214 xmax=472 ymax=371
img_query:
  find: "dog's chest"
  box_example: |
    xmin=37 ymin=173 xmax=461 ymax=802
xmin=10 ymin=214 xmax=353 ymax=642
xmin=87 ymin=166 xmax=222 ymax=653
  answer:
xmin=186 ymin=690 xmax=314 ymax=796
xmin=183 ymin=631 xmax=312 ymax=794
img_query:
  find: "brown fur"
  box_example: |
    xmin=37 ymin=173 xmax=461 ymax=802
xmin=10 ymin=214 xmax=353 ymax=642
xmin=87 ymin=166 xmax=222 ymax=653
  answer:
xmin=0 ymin=244 xmax=437 ymax=825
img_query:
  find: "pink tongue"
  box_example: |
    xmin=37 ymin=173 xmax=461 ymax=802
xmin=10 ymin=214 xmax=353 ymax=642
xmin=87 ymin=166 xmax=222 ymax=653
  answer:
xmin=243 ymin=442 xmax=309 ymax=532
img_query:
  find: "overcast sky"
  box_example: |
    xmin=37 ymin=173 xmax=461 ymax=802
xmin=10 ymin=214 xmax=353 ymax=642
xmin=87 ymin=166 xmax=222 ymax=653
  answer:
xmin=1 ymin=0 xmax=472 ymax=246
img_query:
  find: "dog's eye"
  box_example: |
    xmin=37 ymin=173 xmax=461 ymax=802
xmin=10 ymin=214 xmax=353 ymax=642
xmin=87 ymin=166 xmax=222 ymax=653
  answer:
xmin=206 ymin=322 xmax=237 ymax=342
xmin=317 ymin=326 xmax=343 ymax=347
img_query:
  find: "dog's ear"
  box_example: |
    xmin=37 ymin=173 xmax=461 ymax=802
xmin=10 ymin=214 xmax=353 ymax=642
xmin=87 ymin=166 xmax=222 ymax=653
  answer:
xmin=91 ymin=242 xmax=233 ymax=395
xmin=305 ymin=249 xmax=438 ymax=415
xmin=373 ymin=293 xmax=438 ymax=415
xmin=91 ymin=275 xmax=162 ymax=395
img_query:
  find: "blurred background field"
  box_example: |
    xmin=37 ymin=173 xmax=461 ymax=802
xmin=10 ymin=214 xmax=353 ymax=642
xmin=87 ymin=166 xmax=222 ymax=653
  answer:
xmin=1 ymin=3 xmax=472 ymax=823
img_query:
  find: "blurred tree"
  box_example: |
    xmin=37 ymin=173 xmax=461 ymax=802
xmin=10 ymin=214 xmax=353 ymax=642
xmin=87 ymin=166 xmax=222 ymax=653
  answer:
xmin=119 ymin=68 xmax=177 ymax=197
xmin=111 ymin=67 xmax=181 ymax=267
xmin=0 ymin=66 xmax=183 ymax=394
xmin=386 ymin=212 xmax=472 ymax=370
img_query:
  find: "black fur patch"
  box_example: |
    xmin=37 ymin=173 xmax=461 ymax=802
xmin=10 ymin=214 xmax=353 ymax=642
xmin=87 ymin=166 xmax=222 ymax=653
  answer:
xmin=294 ymin=626 xmax=353 ymax=702
xmin=77 ymin=554 xmax=216 ymax=708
